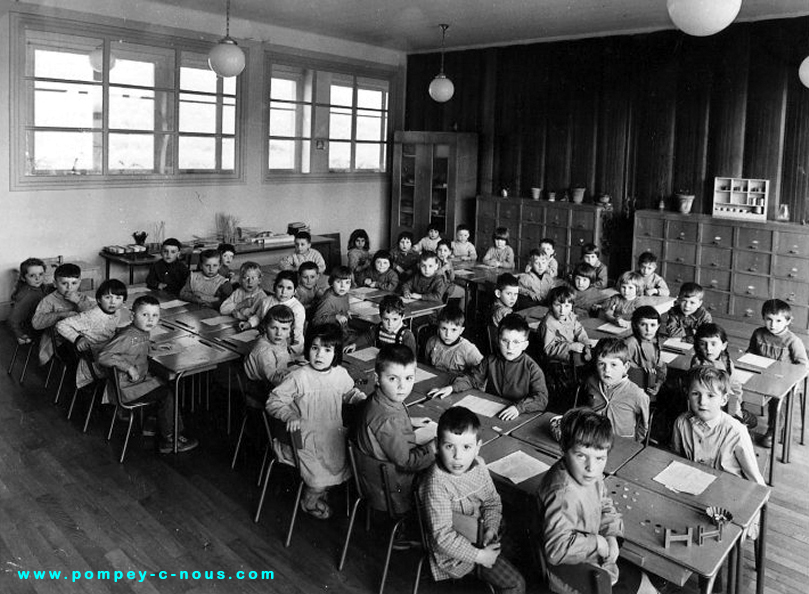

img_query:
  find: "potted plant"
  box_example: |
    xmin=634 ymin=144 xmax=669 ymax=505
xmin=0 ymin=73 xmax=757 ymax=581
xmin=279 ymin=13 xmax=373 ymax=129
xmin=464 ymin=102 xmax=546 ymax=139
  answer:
xmin=571 ymin=186 xmax=586 ymax=204
xmin=675 ymin=190 xmax=695 ymax=214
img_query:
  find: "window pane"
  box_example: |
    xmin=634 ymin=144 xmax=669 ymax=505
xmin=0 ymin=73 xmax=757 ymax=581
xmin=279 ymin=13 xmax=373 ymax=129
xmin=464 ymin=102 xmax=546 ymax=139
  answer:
xmin=271 ymin=78 xmax=297 ymax=101
xmin=179 ymin=136 xmax=216 ymax=169
xmin=356 ymin=142 xmax=384 ymax=171
xmin=270 ymin=102 xmax=297 ymax=137
xmin=357 ymin=88 xmax=384 ymax=110
xmin=269 ymin=139 xmax=296 ymax=170
xmin=329 ymin=107 xmax=352 ymax=140
xmin=27 ymin=130 xmax=101 ymax=174
xmin=222 ymin=137 xmax=235 ymax=171
xmin=330 ymin=83 xmax=353 ymax=107
xmin=356 ymin=109 xmax=384 ymax=141
xmin=223 ymin=76 xmax=236 ymax=96
xmin=180 ymin=52 xmax=218 ymax=93
xmin=329 ymin=140 xmax=351 ymax=170
xmin=109 ymin=43 xmax=175 ymax=88
xmin=110 ymin=87 xmax=176 ymax=131
xmin=32 ymin=81 xmax=101 ymax=128
xmin=109 ymin=133 xmax=154 ymax=172
xmin=223 ymin=98 xmax=235 ymax=135
xmin=180 ymin=92 xmax=216 ymax=133
xmin=26 ymin=29 xmax=101 ymax=82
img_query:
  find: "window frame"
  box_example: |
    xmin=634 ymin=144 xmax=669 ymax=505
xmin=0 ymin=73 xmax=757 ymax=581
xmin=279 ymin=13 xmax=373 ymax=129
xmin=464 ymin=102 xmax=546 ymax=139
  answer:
xmin=10 ymin=11 xmax=246 ymax=191
xmin=263 ymin=45 xmax=400 ymax=183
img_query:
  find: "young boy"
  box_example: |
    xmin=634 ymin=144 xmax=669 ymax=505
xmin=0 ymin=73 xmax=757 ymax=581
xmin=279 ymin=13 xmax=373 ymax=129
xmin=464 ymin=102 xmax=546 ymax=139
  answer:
xmin=425 ymin=305 xmax=484 ymax=374
xmin=242 ymin=270 xmax=306 ymax=355
xmin=419 ymin=406 xmax=526 ymax=594
xmin=217 ymin=243 xmax=237 ymax=283
xmin=664 ymin=282 xmax=711 ymax=341
xmin=219 ymin=261 xmax=266 ymax=319
xmin=539 ymin=238 xmax=559 ymax=279
xmin=538 ymin=285 xmax=590 ymax=364
xmin=672 ymin=366 xmax=765 ymax=485
xmin=491 ymin=273 xmax=520 ymax=328
xmin=355 ymin=344 xmax=435 ymax=516
xmin=295 ymin=261 xmax=322 ymax=317
xmin=97 ymin=295 xmax=198 ymax=454
xmin=146 ymin=238 xmax=189 ymax=295
xmin=179 ymin=249 xmax=233 ymax=309
xmin=429 ymin=314 xmax=548 ymax=422
xmin=414 ymin=222 xmax=442 ymax=253
xmin=636 ymin=252 xmax=669 ymax=297
xmin=391 ymin=231 xmax=420 ymax=282
xmin=747 ymin=299 xmax=809 ymax=447
xmin=536 ymin=408 xmax=655 ymax=593
xmin=279 ymin=231 xmax=327 ymax=274
xmin=569 ymin=263 xmax=608 ymax=315
xmin=346 ymin=295 xmax=417 ymax=354
xmin=56 ymin=279 xmax=128 ymax=389
xmin=402 ymin=251 xmax=448 ymax=303
xmin=311 ymin=266 xmax=353 ymax=333
xmin=243 ymin=304 xmax=294 ymax=389
xmin=450 ymin=224 xmax=477 ymax=262
xmin=602 ymin=271 xmax=644 ymax=328
xmin=581 ymin=243 xmax=608 ymax=289
xmin=518 ymin=249 xmax=554 ymax=305
xmin=582 ymin=338 xmax=650 ymax=442
xmin=32 ymin=263 xmax=95 ymax=365
xmin=624 ymin=306 xmax=667 ymax=399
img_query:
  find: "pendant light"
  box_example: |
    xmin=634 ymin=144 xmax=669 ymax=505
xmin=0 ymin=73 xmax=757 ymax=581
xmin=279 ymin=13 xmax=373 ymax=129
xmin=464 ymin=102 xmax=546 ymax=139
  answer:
xmin=88 ymin=43 xmax=116 ymax=73
xmin=667 ymin=0 xmax=742 ymax=37
xmin=428 ymin=24 xmax=454 ymax=103
xmin=800 ymin=56 xmax=809 ymax=88
xmin=208 ymin=0 xmax=245 ymax=78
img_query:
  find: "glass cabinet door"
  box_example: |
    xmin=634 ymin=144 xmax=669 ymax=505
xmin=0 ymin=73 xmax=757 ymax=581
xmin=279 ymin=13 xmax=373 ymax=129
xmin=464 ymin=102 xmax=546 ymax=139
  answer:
xmin=430 ymin=144 xmax=449 ymax=234
xmin=398 ymin=143 xmax=415 ymax=228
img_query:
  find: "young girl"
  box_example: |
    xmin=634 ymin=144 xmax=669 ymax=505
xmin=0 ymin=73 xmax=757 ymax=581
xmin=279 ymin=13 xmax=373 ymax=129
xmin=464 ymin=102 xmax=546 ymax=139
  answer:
xmin=9 ymin=258 xmax=49 ymax=345
xmin=692 ymin=323 xmax=756 ymax=429
xmin=265 ymin=324 xmax=366 ymax=519
xmin=242 ymin=270 xmax=305 ymax=356
xmin=390 ymin=231 xmax=419 ymax=282
xmin=482 ymin=226 xmax=515 ymax=269
xmin=624 ymin=306 xmax=667 ymax=399
xmin=346 ymin=229 xmax=371 ymax=282
xmin=361 ymin=250 xmax=399 ymax=292
xmin=602 ymin=271 xmax=643 ymax=328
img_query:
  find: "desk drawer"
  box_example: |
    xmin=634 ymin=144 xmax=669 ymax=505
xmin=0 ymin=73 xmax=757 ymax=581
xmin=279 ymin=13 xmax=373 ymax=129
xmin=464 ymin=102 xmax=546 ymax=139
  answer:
xmin=773 ymin=278 xmax=809 ymax=307
xmin=733 ymin=295 xmax=767 ymax=321
xmin=733 ymin=272 xmax=771 ymax=299
xmin=478 ymin=199 xmax=497 ymax=218
xmin=665 ymin=263 xmax=696 ymax=285
xmin=521 ymin=222 xmax=544 ymax=244
xmin=636 ymin=215 xmax=664 ymax=239
xmin=621 ymin=542 xmax=692 ymax=587
xmin=522 ymin=202 xmax=544 ymax=224
xmin=543 ymin=227 xmax=569 ymax=249
xmin=477 ymin=218 xmax=496 ymax=243
xmin=702 ymin=289 xmax=730 ymax=316
xmin=664 ymin=242 xmax=697 ymax=266
xmin=773 ymin=255 xmax=809 ymax=280
xmin=554 ymin=245 xmax=569 ymax=275
xmin=734 ymin=251 xmax=771 ymax=275
xmin=636 ymin=238 xmax=664 ymax=259
xmin=667 ymin=220 xmax=698 ymax=243
xmin=700 ymin=222 xmax=734 ymax=248
xmin=498 ymin=201 xmax=521 ymax=221
xmin=700 ymin=246 xmax=732 ymax=270
xmin=777 ymin=230 xmax=809 ymax=257
xmin=570 ymin=228 xmax=593 ymax=251
xmin=736 ymin=228 xmax=773 ymax=252
xmin=545 ymin=206 xmax=570 ymax=228
xmin=571 ymin=209 xmax=596 ymax=231
xmin=699 ymin=268 xmax=731 ymax=292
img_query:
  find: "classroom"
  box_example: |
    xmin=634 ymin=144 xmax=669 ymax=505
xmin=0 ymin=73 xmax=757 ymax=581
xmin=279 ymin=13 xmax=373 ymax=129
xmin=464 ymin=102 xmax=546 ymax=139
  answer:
xmin=2 ymin=1 xmax=809 ymax=593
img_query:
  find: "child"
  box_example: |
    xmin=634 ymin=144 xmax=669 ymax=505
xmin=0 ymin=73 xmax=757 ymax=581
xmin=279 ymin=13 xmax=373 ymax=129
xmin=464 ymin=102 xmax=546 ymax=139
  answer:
xmin=361 ymin=250 xmax=400 ymax=292
xmin=582 ymin=338 xmax=650 ymax=442
xmin=98 ymin=295 xmax=198 ymax=454
xmin=346 ymin=295 xmax=417 ymax=354
xmin=217 ymin=243 xmax=237 ymax=283
xmin=419 ymin=406 xmax=526 ymax=594
xmin=450 ymin=223 xmax=477 ymax=262
xmin=312 ymin=266 xmax=353 ymax=333
xmin=425 ymin=305 xmax=484 ymax=374
xmin=219 ymin=261 xmax=265 ymax=319
xmin=518 ymin=249 xmax=554 ymax=304
xmin=346 ymin=228 xmax=372 ymax=281
xmin=636 ymin=252 xmax=669 ymax=297
xmin=437 ymin=241 xmax=466 ymax=306
xmin=665 ymin=282 xmax=711 ymax=341
xmin=581 ymin=243 xmax=608 ymax=289
xmin=623 ymin=306 xmax=667 ymax=400
xmin=56 ymin=279 xmax=128 ymax=390
xmin=391 ymin=231 xmax=419 ymax=282
xmin=279 ymin=231 xmax=327 ymax=274
xmin=539 ymin=238 xmax=559 ymax=279
xmin=569 ymin=263 xmax=608 ymax=314
xmin=538 ymin=285 xmax=590 ymax=364
xmin=692 ymin=323 xmax=755 ymax=429
xmin=482 ymin=227 xmax=515 ymax=269
xmin=146 ymin=238 xmax=189 ymax=295
xmin=536 ymin=408 xmax=656 ymax=594
xmin=402 ymin=251 xmax=448 ymax=303
xmin=242 ymin=270 xmax=306 ymax=355
xmin=9 ymin=257 xmax=49 ymax=345
xmin=32 ymin=263 xmax=95 ymax=365
xmin=491 ymin=273 xmax=520 ymax=329
xmin=295 ymin=261 xmax=323 ymax=316
xmin=672 ymin=366 xmax=765 ymax=486
xmin=429 ymin=314 xmax=548 ymax=422
xmin=355 ymin=344 xmax=435 ymax=516
xmin=602 ymin=271 xmax=644 ymax=328
xmin=265 ymin=324 xmax=366 ymax=518
xmin=179 ymin=249 xmax=233 ymax=309
xmin=747 ymin=299 xmax=809 ymax=448
xmin=414 ymin=222 xmax=442 ymax=253
xmin=244 ymin=304 xmax=294 ymax=390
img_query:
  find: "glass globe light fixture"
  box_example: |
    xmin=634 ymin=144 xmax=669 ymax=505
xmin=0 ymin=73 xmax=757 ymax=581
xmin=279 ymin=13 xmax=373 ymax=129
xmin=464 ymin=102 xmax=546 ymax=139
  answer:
xmin=799 ymin=56 xmax=809 ymax=89
xmin=667 ymin=0 xmax=742 ymax=37
xmin=428 ymin=24 xmax=454 ymax=103
xmin=208 ymin=0 xmax=245 ymax=78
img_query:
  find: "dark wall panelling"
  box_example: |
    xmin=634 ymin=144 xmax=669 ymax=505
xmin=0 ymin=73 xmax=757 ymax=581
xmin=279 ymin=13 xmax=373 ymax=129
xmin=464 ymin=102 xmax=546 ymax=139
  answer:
xmin=405 ymin=16 xmax=809 ymax=221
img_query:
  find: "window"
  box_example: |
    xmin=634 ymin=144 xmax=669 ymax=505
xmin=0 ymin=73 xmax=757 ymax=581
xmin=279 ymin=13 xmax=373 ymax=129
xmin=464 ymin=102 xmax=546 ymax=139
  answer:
xmin=266 ymin=53 xmax=394 ymax=177
xmin=11 ymin=13 xmax=242 ymax=188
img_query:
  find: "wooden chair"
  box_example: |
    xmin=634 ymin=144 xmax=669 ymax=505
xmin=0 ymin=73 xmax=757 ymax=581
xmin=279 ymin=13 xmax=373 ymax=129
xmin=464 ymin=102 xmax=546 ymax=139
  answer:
xmin=338 ymin=441 xmax=413 ymax=594
xmin=105 ymin=369 xmax=156 ymax=463
xmin=7 ymin=334 xmax=37 ymax=385
xmin=50 ymin=328 xmax=76 ymax=406
xmin=66 ymin=347 xmax=104 ymax=434
xmin=230 ymin=370 xmax=270 ymax=476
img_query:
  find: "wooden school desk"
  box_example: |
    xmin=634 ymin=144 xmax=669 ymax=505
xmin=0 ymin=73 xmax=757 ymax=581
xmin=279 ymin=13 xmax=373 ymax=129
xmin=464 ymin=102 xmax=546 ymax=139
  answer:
xmin=348 ymin=290 xmax=446 ymax=327
xmin=616 ymin=446 xmax=771 ymax=594
xmin=479 ymin=434 xmax=557 ymax=495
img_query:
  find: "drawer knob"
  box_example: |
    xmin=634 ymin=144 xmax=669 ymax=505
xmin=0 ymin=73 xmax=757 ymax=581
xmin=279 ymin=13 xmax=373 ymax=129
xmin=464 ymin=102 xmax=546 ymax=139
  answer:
xmin=676 ymin=257 xmax=684 ymax=263
xmin=710 ymin=280 xmax=718 ymax=287
xmin=787 ymin=293 xmax=796 ymax=302
xmin=744 ymin=309 xmax=754 ymax=317
xmin=707 ymin=304 xmax=716 ymax=311
xmin=713 ymin=236 xmax=722 ymax=243
xmin=577 ymin=239 xmax=584 ymax=245
xmin=789 ymin=247 xmax=798 ymax=254
xmin=750 ymin=240 xmax=759 ymax=250
xmin=675 ymin=277 xmax=683 ymax=283
xmin=710 ymin=262 xmax=718 ymax=267
xmin=678 ymin=232 xmax=685 ymax=239
xmin=748 ymin=267 xmax=757 ymax=273
xmin=746 ymin=285 xmax=755 ymax=294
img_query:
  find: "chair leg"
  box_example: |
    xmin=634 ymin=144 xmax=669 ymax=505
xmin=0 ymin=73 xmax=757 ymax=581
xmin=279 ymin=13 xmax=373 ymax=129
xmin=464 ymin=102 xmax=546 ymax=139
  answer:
xmin=257 ymin=443 xmax=271 ymax=487
xmin=338 ymin=497 xmax=362 ymax=571
xmin=412 ymin=557 xmax=424 ymax=594
xmin=19 ymin=344 xmax=34 ymax=384
xmin=53 ymin=365 xmax=67 ymax=405
xmin=231 ymin=414 xmax=248 ymax=469
xmin=284 ymin=480 xmax=305 ymax=547
xmin=254 ymin=459 xmax=275 ymax=524
xmin=83 ymin=384 xmax=99 ymax=433
xmin=119 ymin=412 xmax=136 ymax=463
xmin=800 ymin=379 xmax=806 ymax=446
xmin=45 ymin=358 xmax=55 ymax=388
xmin=67 ymin=387 xmax=80 ymax=420
xmin=378 ymin=519 xmax=404 ymax=594
xmin=7 ymin=343 xmax=20 ymax=375
xmin=108 ymin=405 xmax=118 ymax=441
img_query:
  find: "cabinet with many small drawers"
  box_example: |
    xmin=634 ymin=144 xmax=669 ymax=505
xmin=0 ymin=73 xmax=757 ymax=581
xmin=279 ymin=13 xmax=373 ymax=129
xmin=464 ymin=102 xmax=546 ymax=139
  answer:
xmin=632 ymin=210 xmax=809 ymax=331
xmin=476 ymin=196 xmax=611 ymax=276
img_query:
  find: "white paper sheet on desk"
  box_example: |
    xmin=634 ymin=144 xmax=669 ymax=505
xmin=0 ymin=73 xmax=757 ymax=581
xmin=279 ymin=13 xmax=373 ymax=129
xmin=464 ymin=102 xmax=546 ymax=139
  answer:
xmin=597 ymin=323 xmax=627 ymax=335
xmin=414 ymin=421 xmax=438 ymax=445
xmin=159 ymin=299 xmax=188 ymax=309
xmin=229 ymin=329 xmax=260 ymax=343
xmin=351 ymin=287 xmax=377 ymax=296
xmin=351 ymin=302 xmax=379 ymax=316
xmin=732 ymin=369 xmax=755 ymax=384
xmin=664 ymin=337 xmax=692 ymax=351
xmin=150 ymin=325 xmax=170 ymax=337
xmin=150 ymin=335 xmax=198 ymax=357
xmin=737 ymin=353 xmax=775 ymax=368
xmin=415 ymin=367 xmax=436 ymax=383
xmin=351 ymin=347 xmax=380 ymax=362
xmin=487 ymin=451 xmax=550 ymax=484
xmin=660 ymin=351 xmax=679 ymax=364
xmin=202 ymin=315 xmax=235 ymax=326
xmin=402 ymin=297 xmax=419 ymax=304
xmin=454 ymin=269 xmax=473 ymax=277
xmin=653 ymin=460 xmax=716 ymax=495
xmin=453 ymin=394 xmax=505 ymax=418
xmin=127 ymin=286 xmax=151 ymax=296
xmin=349 ymin=296 xmax=363 ymax=305
xmin=528 ymin=321 xmax=540 ymax=330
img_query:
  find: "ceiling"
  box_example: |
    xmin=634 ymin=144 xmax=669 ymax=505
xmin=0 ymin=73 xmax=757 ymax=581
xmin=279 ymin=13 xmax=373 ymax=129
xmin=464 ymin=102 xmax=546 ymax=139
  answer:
xmin=150 ymin=0 xmax=809 ymax=51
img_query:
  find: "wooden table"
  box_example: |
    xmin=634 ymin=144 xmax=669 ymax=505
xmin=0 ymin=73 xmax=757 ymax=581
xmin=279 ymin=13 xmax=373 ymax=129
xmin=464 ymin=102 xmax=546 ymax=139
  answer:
xmin=348 ymin=292 xmax=446 ymax=326
xmin=99 ymin=252 xmax=160 ymax=284
xmin=510 ymin=412 xmax=645 ymax=475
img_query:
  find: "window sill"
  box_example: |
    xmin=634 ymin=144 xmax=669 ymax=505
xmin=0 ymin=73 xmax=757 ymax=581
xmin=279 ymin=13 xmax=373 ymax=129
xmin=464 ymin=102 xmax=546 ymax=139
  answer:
xmin=11 ymin=172 xmax=245 ymax=192
xmin=263 ymin=171 xmax=389 ymax=184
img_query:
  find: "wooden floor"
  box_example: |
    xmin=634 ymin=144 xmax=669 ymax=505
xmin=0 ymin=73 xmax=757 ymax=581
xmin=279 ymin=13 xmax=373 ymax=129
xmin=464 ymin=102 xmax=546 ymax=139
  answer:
xmin=1 ymin=328 xmax=807 ymax=594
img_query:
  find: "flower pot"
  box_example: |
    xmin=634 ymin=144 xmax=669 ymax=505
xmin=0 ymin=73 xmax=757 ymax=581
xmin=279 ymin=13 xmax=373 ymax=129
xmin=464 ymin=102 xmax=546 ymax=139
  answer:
xmin=572 ymin=187 xmax=586 ymax=204
xmin=530 ymin=187 xmax=542 ymax=200
xmin=677 ymin=194 xmax=695 ymax=214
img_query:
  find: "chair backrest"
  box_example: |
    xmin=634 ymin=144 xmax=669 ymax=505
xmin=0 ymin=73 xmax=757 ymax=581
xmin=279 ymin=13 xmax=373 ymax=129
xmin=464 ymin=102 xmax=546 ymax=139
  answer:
xmin=266 ymin=414 xmax=303 ymax=468
xmin=347 ymin=440 xmax=398 ymax=519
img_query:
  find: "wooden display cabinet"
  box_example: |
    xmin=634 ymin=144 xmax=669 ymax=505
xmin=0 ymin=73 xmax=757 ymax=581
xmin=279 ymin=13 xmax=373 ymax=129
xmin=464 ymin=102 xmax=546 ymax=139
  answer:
xmin=712 ymin=177 xmax=769 ymax=222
